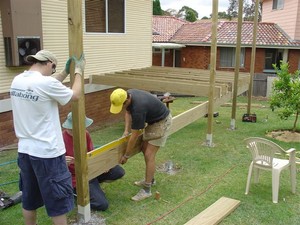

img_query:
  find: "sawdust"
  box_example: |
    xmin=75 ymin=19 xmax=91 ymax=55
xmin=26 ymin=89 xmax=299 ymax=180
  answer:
xmin=266 ymin=130 xmax=300 ymax=143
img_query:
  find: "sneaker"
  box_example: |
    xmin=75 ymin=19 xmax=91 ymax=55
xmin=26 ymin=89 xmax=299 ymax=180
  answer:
xmin=134 ymin=179 xmax=156 ymax=187
xmin=131 ymin=189 xmax=152 ymax=201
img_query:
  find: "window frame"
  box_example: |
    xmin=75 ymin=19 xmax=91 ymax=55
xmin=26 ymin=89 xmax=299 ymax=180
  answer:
xmin=272 ymin=0 xmax=284 ymax=10
xmin=85 ymin=0 xmax=126 ymax=34
xmin=264 ymin=48 xmax=283 ymax=72
xmin=219 ymin=47 xmax=245 ymax=68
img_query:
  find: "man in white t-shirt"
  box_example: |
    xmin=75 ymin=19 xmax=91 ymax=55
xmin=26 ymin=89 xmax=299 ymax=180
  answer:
xmin=10 ymin=50 xmax=85 ymax=225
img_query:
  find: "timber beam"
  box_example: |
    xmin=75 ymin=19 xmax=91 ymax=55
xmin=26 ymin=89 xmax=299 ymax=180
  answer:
xmin=91 ymin=74 xmax=225 ymax=98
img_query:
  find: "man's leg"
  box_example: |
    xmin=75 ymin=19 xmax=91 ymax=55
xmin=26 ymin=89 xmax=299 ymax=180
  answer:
xmin=131 ymin=143 xmax=159 ymax=201
xmin=89 ymin=179 xmax=109 ymax=211
xmin=143 ymin=143 xmax=160 ymax=185
xmin=97 ymin=165 xmax=125 ymax=183
xmin=23 ymin=209 xmax=37 ymax=225
xmin=51 ymin=214 xmax=68 ymax=225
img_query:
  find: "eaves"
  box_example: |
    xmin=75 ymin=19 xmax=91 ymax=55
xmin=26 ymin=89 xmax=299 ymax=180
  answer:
xmin=174 ymin=42 xmax=300 ymax=50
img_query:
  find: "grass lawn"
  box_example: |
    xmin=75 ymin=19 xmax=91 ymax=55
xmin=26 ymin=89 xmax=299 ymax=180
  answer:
xmin=1 ymin=96 xmax=300 ymax=225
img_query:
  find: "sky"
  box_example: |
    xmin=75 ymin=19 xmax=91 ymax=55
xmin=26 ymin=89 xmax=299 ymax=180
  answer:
xmin=159 ymin=0 xmax=230 ymax=19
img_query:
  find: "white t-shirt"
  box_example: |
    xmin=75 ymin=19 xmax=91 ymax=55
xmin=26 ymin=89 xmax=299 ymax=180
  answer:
xmin=10 ymin=70 xmax=73 ymax=158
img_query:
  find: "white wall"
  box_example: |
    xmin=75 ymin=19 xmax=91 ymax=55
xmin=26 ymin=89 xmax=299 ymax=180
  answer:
xmin=0 ymin=0 xmax=152 ymax=94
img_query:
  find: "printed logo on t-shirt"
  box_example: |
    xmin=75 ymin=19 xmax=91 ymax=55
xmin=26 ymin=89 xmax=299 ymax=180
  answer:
xmin=10 ymin=88 xmax=39 ymax=102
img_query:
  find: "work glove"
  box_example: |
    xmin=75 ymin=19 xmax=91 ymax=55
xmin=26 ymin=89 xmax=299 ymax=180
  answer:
xmin=73 ymin=53 xmax=86 ymax=76
xmin=53 ymin=57 xmax=72 ymax=82
xmin=61 ymin=57 xmax=72 ymax=76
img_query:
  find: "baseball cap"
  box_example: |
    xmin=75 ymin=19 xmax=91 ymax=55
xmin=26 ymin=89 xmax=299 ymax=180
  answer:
xmin=26 ymin=50 xmax=58 ymax=65
xmin=62 ymin=112 xmax=93 ymax=129
xmin=110 ymin=88 xmax=127 ymax=114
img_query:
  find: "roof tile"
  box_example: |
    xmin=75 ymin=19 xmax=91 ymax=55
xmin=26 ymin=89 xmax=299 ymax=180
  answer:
xmin=152 ymin=16 xmax=187 ymax=42
xmin=153 ymin=16 xmax=300 ymax=47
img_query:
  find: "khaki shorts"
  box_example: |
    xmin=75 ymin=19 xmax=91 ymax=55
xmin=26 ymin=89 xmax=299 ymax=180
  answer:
xmin=148 ymin=113 xmax=172 ymax=147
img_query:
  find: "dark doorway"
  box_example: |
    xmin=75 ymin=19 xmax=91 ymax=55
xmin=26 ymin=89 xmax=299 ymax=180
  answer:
xmin=175 ymin=50 xmax=181 ymax=67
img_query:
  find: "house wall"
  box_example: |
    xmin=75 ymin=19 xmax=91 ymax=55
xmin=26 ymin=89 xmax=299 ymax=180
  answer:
xmin=152 ymin=51 xmax=173 ymax=67
xmin=181 ymin=46 xmax=210 ymax=69
xmin=262 ymin=0 xmax=300 ymax=40
xmin=152 ymin=46 xmax=270 ymax=73
xmin=288 ymin=49 xmax=300 ymax=72
xmin=0 ymin=0 xmax=152 ymax=148
xmin=153 ymin=46 xmax=300 ymax=74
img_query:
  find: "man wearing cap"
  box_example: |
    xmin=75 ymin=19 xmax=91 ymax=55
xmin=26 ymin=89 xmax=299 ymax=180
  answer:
xmin=10 ymin=50 xmax=85 ymax=225
xmin=62 ymin=112 xmax=125 ymax=211
xmin=110 ymin=88 xmax=172 ymax=201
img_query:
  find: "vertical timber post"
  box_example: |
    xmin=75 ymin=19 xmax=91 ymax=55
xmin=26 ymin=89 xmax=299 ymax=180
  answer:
xmin=67 ymin=0 xmax=91 ymax=222
xmin=206 ymin=0 xmax=218 ymax=147
xmin=247 ymin=0 xmax=259 ymax=114
xmin=230 ymin=0 xmax=243 ymax=130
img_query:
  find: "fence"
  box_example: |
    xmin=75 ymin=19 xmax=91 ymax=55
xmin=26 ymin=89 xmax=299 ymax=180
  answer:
xmin=252 ymin=73 xmax=277 ymax=97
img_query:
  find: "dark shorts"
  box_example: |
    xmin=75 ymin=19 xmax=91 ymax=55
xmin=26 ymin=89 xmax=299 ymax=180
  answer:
xmin=18 ymin=153 xmax=74 ymax=217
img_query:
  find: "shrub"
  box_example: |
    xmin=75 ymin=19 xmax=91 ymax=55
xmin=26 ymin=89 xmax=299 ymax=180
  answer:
xmin=269 ymin=62 xmax=300 ymax=132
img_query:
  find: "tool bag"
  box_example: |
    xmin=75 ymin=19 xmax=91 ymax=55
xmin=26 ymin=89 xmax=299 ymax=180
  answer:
xmin=242 ymin=114 xmax=257 ymax=123
xmin=0 ymin=191 xmax=22 ymax=210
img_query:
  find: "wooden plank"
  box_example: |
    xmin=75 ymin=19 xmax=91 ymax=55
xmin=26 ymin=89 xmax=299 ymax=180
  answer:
xmin=109 ymin=73 xmax=229 ymax=96
xmin=184 ymin=197 xmax=240 ymax=225
xmin=91 ymin=74 xmax=223 ymax=97
xmin=169 ymin=101 xmax=208 ymax=135
xmin=87 ymin=134 xmax=143 ymax=180
xmin=114 ymin=72 xmax=233 ymax=89
xmin=118 ymin=69 xmax=248 ymax=83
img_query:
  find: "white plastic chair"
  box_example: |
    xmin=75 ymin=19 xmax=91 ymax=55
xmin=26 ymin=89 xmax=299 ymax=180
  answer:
xmin=244 ymin=137 xmax=296 ymax=203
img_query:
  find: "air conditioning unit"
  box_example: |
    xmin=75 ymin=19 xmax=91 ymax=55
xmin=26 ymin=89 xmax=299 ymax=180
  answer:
xmin=0 ymin=0 xmax=43 ymax=66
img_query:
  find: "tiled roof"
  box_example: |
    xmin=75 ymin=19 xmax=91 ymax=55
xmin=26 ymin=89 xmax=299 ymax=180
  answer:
xmin=153 ymin=17 xmax=300 ymax=48
xmin=152 ymin=16 xmax=187 ymax=42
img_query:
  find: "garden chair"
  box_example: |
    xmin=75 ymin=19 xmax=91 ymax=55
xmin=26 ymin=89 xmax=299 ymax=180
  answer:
xmin=244 ymin=137 xmax=296 ymax=203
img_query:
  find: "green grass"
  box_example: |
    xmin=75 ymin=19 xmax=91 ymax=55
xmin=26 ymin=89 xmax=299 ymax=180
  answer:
xmin=1 ymin=96 xmax=300 ymax=225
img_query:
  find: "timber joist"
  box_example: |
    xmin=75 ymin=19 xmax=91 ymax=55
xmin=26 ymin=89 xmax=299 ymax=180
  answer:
xmin=91 ymin=66 xmax=249 ymax=97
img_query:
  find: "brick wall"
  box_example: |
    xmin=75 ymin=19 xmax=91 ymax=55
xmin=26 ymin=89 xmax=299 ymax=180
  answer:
xmin=152 ymin=51 xmax=173 ymax=66
xmin=152 ymin=46 xmax=299 ymax=73
xmin=0 ymin=88 xmax=124 ymax=148
xmin=288 ymin=49 xmax=300 ymax=72
xmin=0 ymin=111 xmax=16 ymax=147
xmin=181 ymin=46 xmax=210 ymax=69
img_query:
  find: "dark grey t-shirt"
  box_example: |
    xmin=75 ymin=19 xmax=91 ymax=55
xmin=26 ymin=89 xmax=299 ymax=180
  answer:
xmin=126 ymin=89 xmax=170 ymax=130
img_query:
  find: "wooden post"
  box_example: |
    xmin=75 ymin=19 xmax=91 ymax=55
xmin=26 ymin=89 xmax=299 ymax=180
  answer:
xmin=67 ymin=0 xmax=91 ymax=222
xmin=205 ymin=0 xmax=218 ymax=147
xmin=247 ymin=0 xmax=259 ymax=114
xmin=230 ymin=0 xmax=243 ymax=130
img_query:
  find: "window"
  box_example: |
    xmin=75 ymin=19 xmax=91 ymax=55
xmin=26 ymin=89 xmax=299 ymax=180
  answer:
xmin=220 ymin=47 xmax=245 ymax=68
xmin=265 ymin=49 xmax=282 ymax=70
xmin=272 ymin=0 xmax=284 ymax=10
xmin=85 ymin=0 xmax=125 ymax=33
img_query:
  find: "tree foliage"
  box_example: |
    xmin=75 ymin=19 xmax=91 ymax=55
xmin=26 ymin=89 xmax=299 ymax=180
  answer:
xmin=227 ymin=0 xmax=262 ymax=21
xmin=163 ymin=6 xmax=198 ymax=22
xmin=178 ymin=6 xmax=198 ymax=22
xmin=153 ymin=0 xmax=163 ymax=15
xmin=269 ymin=62 xmax=300 ymax=132
xmin=209 ymin=11 xmax=231 ymax=20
